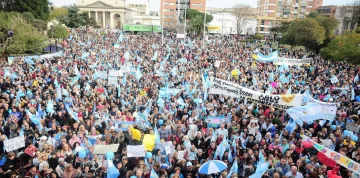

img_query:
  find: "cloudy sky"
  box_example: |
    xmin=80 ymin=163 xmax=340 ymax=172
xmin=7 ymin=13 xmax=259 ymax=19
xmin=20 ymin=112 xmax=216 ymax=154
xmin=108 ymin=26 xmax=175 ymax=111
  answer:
xmin=51 ymin=0 xmax=356 ymax=11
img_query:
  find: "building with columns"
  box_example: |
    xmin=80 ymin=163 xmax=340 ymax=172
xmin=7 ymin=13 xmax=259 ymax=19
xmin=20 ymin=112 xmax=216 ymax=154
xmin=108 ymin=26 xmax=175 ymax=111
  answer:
xmin=76 ymin=0 xmax=160 ymax=29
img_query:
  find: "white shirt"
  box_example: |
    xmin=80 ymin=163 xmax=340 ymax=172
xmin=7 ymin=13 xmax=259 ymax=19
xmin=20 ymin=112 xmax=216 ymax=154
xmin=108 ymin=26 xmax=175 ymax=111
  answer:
xmin=285 ymin=171 xmax=304 ymax=178
xmin=215 ymin=128 xmax=228 ymax=138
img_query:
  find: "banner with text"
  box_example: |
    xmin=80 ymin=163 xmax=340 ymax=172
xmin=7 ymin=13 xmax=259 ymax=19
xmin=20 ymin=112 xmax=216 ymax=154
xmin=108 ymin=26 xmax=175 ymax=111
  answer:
xmin=275 ymin=58 xmax=312 ymax=66
xmin=4 ymin=136 xmax=25 ymax=152
xmin=127 ymin=145 xmax=146 ymax=157
xmin=303 ymin=136 xmax=360 ymax=175
xmin=307 ymin=96 xmax=337 ymax=121
xmin=209 ymin=77 xmax=303 ymax=109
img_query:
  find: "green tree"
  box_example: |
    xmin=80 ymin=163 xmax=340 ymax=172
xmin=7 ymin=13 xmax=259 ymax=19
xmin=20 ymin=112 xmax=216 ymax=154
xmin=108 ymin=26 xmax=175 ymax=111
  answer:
xmin=189 ymin=15 xmax=205 ymax=35
xmin=253 ymin=34 xmax=264 ymax=40
xmin=2 ymin=0 xmax=50 ymax=20
xmin=49 ymin=7 xmax=68 ymax=20
xmin=49 ymin=25 xmax=69 ymax=39
xmin=186 ymin=9 xmax=213 ymax=23
xmin=320 ymin=32 xmax=360 ymax=64
xmin=60 ymin=6 xmax=98 ymax=28
xmin=282 ymin=18 xmax=326 ymax=50
xmin=0 ymin=12 xmax=47 ymax=55
xmin=270 ymin=21 xmax=291 ymax=34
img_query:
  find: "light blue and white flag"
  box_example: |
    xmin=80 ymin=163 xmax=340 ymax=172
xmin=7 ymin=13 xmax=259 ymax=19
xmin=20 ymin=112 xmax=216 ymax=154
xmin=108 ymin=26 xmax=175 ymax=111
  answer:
xmin=106 ymin=160 xmax=120 ymax=178
xmin=286 ymin=103 xmax=325 ymax=126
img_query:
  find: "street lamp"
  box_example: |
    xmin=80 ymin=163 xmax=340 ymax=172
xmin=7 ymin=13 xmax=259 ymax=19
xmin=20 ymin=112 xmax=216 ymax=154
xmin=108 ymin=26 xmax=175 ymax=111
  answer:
xmin=277 ymin=33 xmax=282 ymax=50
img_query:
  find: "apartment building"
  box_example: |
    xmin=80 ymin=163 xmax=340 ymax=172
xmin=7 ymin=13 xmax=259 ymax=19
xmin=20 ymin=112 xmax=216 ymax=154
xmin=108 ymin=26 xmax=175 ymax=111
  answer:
xmin=256 ymin=0 xmax=323 ymax=34
xmin=160 ymin=0 xmax=206 ymax=27
xmin=317 ymin=5 xmax=337 ymax=17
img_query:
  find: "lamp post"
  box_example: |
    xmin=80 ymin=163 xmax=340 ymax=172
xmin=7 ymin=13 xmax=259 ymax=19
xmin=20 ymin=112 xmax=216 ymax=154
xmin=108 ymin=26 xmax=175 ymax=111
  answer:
xmin=202 ymin=0 xmax=207 ymax=48
xmin=277 ymin=32 xmax=282 ymax=50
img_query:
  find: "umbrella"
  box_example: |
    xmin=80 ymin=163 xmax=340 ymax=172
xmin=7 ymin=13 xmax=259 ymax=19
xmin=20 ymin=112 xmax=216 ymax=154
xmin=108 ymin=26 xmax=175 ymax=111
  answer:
xmin=198 ymin=160 xmax=227 ymax=175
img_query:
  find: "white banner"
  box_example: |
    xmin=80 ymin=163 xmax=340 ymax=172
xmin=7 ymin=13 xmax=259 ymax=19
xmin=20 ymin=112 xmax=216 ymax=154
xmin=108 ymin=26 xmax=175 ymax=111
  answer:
xmin=108 ymin=77 xmax=118 ymax=85
xmin=307 ymin=96 xmax=337 ymax=121
xmin=93 ymin=144 xmax=119 ymax=154
xmin=304 ymin=136 xmax=360 ymax=175
xmin=4 ymin=136 xmax=25 ymax=152
xmin=346 ymin=123 xmax=360 ymax=133
xmin=127 ymin=145 xmax=145 ymax=157
xmin=275 ymin=58 xmax=312 ymax=66
xmin=109 ymin=70 xmax=120 ymax=77
xmin=209 ymin=77 xmax=303 ymax=109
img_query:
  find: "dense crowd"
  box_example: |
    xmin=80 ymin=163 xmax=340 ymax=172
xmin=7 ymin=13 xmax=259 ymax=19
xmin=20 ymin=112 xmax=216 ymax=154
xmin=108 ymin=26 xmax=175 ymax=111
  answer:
xmin=0 ymin=28 xmax=359 ymax=178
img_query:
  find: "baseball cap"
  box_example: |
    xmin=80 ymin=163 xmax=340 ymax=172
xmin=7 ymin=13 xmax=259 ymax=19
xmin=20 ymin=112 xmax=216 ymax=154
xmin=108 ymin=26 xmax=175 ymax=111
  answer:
xmin=186 ymin=162 xmax=192 ymax=167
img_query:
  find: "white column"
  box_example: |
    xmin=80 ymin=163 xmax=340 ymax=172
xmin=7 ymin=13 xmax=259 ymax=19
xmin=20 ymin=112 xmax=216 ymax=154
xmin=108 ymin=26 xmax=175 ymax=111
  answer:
xmin=88 ymin=11 xmax=91 ymax=18
xmin=110 ymin=12 xmax=114 ymax=29
xmin=121 ymin=12 xmax=125 ymax=28
xmin=95 ymin=11 xmax=99 ymax=25
xmin=103 ymin=11 xmax=106 ymax=28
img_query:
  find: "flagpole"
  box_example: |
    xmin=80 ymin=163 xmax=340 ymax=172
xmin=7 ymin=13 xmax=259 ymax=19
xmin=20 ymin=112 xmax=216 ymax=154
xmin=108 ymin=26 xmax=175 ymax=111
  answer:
xmin=202 ymin=0 xmax=207 ymax=49
xmin=184 ymin=4 xmax=187 ymax=37
xmin=162 ymin=0 xmax=164 ymax=45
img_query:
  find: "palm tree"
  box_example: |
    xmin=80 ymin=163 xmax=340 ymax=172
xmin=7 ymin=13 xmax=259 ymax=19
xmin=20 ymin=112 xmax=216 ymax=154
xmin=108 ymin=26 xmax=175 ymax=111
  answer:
xmin=189 ymin=15 xmax=206 ymax=35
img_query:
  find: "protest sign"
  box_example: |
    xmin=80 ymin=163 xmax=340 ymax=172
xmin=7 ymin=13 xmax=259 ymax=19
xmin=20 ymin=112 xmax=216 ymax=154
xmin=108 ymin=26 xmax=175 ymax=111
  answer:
xmin=114 ymin=121 xmax=134 ymax=132
xmin=114 ymin=44 xmax=120 ymax=48
xmin=346 ymin=123 xmax=359 ymax=133
xmin=108 ymin=77 xmax=118 ymax=85
xmin=304 ymin=136 xmax=360 ymax=175
xmin=320 ymin=139 xmax=333 ymax=146
xmin=98 ymin=71 xmax=108 ymax=79
xmin=307 ymin=96 xmax=337 ymax=121
xmin=109 ymin=70 xmax=120 ymax=77
xmin=178 ymin=150 xmax=185 ymax=160
xmin=93 ymin=144 xmax=119 ymax=154
xmin=275 ymin=58 xmax=312 ymax=66
xmin=215 ymin=61 xmax=220 ymax=68
xmin=8 ymin=57 xmax=14 ymax=65
xmin=209 ymin=77 xmax=303 ymax=109
xmin=4 ymin=136 xmax=25 ymax=152
xmin=127 ymin=145 xmax=145 ymax=157
xmin=206 ymin=116 xmax=225 ymax=128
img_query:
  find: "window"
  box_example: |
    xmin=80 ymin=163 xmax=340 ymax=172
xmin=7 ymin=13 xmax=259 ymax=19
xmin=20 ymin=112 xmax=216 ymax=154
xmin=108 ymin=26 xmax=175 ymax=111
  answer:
xmin=261 ymin=20 xmax=265 ymax=25
xmin=170 ymin=9 xmax=174 ymax=12
xmin=260 ymin=27 xmax=265 ymax=31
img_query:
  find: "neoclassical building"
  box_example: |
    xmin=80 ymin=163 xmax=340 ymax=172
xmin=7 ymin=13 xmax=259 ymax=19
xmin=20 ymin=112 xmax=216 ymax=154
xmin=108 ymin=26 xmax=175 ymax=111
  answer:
xmin=76 ymin=0 xmax=159 ymax=29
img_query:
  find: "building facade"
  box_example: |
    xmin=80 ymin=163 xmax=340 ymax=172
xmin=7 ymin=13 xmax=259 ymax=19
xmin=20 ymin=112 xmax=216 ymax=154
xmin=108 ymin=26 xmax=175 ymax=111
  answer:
xmin=317 ymin=5 xmax=337 ymax=17
xmin=76 ymin=0 xmax=159 ymax=29
xmin=207 ymin=7 xmax=257 ymax=35
xmin=160 ymin=0 xmax=207 ymax=28
xmin=335 ymin=6 xmax=358 ymax=35
xmin=256 ymin=0 xmax=323 ymax=34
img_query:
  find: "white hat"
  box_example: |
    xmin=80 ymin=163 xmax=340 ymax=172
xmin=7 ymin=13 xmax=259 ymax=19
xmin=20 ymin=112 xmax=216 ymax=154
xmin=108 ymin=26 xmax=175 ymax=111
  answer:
xmin=40 ymin=136 xmax=47 ymax=140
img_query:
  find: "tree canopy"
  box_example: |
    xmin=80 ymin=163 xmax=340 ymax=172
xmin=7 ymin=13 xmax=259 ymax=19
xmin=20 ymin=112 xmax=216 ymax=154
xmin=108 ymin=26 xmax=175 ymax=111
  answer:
xmin=282 ymin=18 xmax=326 ymax=50
xmin=320 ymin=31 xmax=360 ymax=65
xmin=49 ymin=25 xmax=69 ymax=39
xmin=186 ymin=9 xmax=213 ymax=23
xmin=0 ymin=12 xmax=48 ymax=55
xmin=58 ymin=6 xmax=99 ymax=28
xmin=185 ymin=9 xmax=213 ymax=34
xmin=1 ymin=0 xmax=50 ymax=20
xmin=231 ymin=4 xmax=253 ymax=35
xmin=49 ymin=7 xmax=68 ymax=20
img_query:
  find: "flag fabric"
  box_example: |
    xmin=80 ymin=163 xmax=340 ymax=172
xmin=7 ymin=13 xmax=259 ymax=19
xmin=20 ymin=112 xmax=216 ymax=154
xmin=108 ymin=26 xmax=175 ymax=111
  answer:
xmin=269 ymin=72 xmax=274 ymax=82
xmin=122 ymin=73 xmax=127 ymax=86
xmin=258 ymin=150 xmax=265 ymax=165
xmin=249 ymin=162 xmax=270 ymax=178
xmin=46 ymin=100 xmax=55 ymax=114
xmin=150 ymin=168 xmax=159 ymax=178
xmin=154 ymin=125 xmax=160 ymax=143
xmin=65 ymin=105 xmax=79 ymax=122
xmin=351 ymin=86 xmax=355 ymax=100
xmin=87 ymin=135 xmax=102 ymax=145
xmin=106 ymin=160 xmax=120 ymax=178
xmin=135 ymin=67 xmax=143 ymax=81
xmin=286 ymin=103 xmax=325 ymax=126
xmin=285 ymin=118 xmax=297 ymax=133
xmin=286 ymin=86 xmax=292 ymax=94
xmin=226 ymin=159 xmax=238 ymax=178
xmin=228 ymin=147 xmax=233 ymax=163
xmin=354 ymin=74 xmax=359 ymax=83
xmin=214 ymin=138 xmax=227 ymax=160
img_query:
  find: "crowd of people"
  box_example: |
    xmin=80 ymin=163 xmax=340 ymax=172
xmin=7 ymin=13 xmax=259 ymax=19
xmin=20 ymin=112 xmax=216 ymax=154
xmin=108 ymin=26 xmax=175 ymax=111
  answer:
xmin=0 ymin=28 xmax=359 ymax=178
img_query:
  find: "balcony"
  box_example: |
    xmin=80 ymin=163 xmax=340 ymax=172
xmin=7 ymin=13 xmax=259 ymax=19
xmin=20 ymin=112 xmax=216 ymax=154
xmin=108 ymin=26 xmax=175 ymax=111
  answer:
xmin=300 ymin=2 xmax=307 ymax=6
xmin=176 ymin=0 xmax=190 ymax=4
